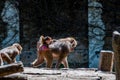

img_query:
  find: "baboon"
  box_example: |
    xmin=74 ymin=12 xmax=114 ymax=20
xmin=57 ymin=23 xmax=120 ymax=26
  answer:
xmin=32 ymin=36 xmax=77 ymax=68
xmin=0 ymin=43 xmax=22 ymax=66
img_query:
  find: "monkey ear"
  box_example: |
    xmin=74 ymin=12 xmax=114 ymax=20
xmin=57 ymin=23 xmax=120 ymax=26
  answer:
xmin=69 ymin=38 xmax=77 ymax=48
xmin=39 ymin=35 xmax=45 ymax=44
xmin=39 ymin=35 xmax=44 ymax=41
xmin=40 ymin=35 xmax=44 ymax=38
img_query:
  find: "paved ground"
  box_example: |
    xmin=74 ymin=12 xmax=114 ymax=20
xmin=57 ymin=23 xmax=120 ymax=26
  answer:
xmin=0 ymin=67 xmax=116 ymax=80
xmin=23 ymin=67 xmax=115 ymax=80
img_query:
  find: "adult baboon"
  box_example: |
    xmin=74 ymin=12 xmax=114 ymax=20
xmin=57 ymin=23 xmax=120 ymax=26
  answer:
xmin=32 ymin=36 xmax=77 ymax=68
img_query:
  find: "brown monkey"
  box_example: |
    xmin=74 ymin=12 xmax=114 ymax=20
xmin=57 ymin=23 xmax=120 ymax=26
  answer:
xmin=0 ymin=43 xmax=22 ymax=66
xmin=32 ymin=36 xmax=77 ymax=68
xmin=32 ymin=36 xmax=53 ymax=68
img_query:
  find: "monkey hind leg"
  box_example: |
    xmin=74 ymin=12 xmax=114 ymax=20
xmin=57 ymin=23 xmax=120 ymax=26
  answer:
xmin=55 ymin=54 xmax=67 ymax=68
xmin=1 ymin=53 xmax=13 ymax=64
xmin=62 ymin=57 xmax=69 ymax=68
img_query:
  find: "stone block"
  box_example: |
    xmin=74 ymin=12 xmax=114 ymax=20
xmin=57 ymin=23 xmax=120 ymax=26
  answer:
xmin=98 ymin=50 xmax=114 ymax=72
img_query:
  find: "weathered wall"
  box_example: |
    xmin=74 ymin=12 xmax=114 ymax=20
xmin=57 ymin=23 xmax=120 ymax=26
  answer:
xmin=88 ymin=0 xmax=105 ymax=68
xmin=0 ymin=0 xmax=19 ymax=48
xmin=0 ymin=0 xmax=20 ymax=60
xmin=0 ymin=0 xmax=7 ymax=48
xmin=88 ymin=0 xmax=120 ymax=68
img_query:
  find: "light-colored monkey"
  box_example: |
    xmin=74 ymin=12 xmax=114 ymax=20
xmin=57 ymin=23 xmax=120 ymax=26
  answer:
xmin=0 ymin=43 xmax=22 ymax=66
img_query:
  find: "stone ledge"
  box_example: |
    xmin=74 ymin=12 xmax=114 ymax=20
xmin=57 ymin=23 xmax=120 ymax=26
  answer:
xmin=0 ymin=67 xmax=115 ymax=80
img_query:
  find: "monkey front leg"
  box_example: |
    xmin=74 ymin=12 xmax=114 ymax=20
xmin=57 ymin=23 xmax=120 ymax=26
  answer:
xmin=55 ymin=60 xmax=61 ymax=68
xmin=55 ymin=56 xmax=65 ymax=68
xmin=62 ymin=57 xmax=69 ymax=68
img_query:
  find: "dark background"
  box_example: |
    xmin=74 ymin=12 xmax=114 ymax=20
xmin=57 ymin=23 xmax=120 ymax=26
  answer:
xmin=0 ymin=0 xmax=120 ymax=68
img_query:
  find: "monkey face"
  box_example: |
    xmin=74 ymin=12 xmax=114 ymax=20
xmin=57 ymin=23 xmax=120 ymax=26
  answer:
xmin=67 ymin=37 xmax=77 ymax=48
xmin=13 ymin=43 xmax=22 ymax=53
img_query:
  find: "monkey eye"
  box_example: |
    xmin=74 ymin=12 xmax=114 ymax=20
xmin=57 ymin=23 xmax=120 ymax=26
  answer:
xmin=70 ymin=40 xmax=74 ymax=43
xmin=72 ymin=44 xmax=75 ymax=48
